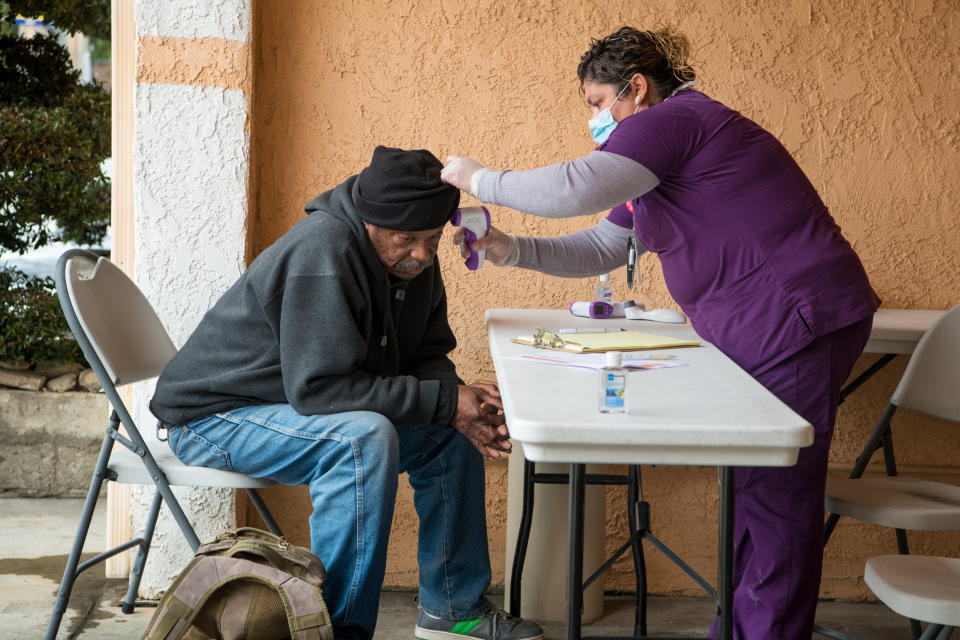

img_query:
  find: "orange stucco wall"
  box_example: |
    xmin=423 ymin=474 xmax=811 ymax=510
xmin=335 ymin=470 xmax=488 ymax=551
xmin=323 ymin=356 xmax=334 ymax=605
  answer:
xmin=244 ymin=0 xmax=960 ymax=599
xmin=137 ymin=36 xmax=250 ymax=91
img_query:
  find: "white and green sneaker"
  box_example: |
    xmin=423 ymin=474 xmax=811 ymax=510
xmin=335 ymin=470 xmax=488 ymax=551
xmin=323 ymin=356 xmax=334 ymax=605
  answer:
xmin=414 ymin=607 xmax=543 ymax=640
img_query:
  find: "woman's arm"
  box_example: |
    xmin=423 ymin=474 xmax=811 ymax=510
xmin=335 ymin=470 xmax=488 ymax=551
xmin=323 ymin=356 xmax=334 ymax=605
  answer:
xmin=498 ymin=218 xmax=645 ymax=278
xmin=472 ymin=150 xmax=659 ymax=218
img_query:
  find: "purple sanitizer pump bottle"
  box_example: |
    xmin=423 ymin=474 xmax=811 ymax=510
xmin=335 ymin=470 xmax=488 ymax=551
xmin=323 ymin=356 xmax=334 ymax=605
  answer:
xmin=451 ymin=206 xmax=491 ymax=270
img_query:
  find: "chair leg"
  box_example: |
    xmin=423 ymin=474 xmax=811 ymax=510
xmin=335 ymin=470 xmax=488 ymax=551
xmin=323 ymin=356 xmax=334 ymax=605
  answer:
xmin=824 ymin=404 xmax=898 ymax=545
xmin=919 ymin=624 xmax=946 ymax=640
xmin=112 ymin=403 xmax=201 ymax=551
xmin=894 ymin=528 xmax=910 ymax=555
xmin=245 ymin=488 xmax=284 ymax=536
xmin=850 ymin=404 xmax=897 ymax=479
xmin=824 ymin=512 xmax=842 ymax=544
xmin=147 ymin=478 xmax=200 ymax=552
xmin=882 ymin=430 xmax=920 ymax=637
xmin=838 ymin=353 xmax=897 ymax=405
xmin=811 ymin=624 xmax=859 ymax=640
xmin=881 ymin=433 xmax=922 ymax=640
xmin=910 ymin=618 xmax=925 ymax=639
xmin=45 ymin=435 xmax=114 ymax=640
xmin=509 ymin=459 xmax=536 ymax=617
xmin=121 ymin=488 xmax=163 ymax=613
xmin=880 ymin=427 xmax=899 ymax=477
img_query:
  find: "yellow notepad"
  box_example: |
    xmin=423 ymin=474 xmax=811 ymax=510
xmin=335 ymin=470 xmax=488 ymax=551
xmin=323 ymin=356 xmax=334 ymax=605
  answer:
xmin=512 ymin=330 xmax=700 ymax=353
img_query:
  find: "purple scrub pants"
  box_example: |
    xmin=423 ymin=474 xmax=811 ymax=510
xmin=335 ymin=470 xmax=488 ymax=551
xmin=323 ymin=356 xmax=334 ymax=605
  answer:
xmin=709 ymin=316 xmax=873 ymax=640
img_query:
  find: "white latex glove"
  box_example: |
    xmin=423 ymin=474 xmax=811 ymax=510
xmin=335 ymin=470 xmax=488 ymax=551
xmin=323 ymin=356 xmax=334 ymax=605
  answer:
xmin=441 ymin=156 xmax=491 ymax=197
xmin=452 ymin=224 xmax=518 ymax=266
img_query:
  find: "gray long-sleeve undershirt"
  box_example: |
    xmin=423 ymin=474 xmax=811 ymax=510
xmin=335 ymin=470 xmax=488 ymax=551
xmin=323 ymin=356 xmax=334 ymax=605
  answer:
xmin=477 ymin=150 xmax=653 ymax=277
xmin=475 ymin=150 xmax=659 ymax=218
xmin=500 ymin=218 xmax=645 ymax=278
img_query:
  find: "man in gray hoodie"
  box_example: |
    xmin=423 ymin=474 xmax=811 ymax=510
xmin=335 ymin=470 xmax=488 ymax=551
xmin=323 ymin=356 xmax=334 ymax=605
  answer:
xmin=150 ymin=147 xmax=543 ymax=640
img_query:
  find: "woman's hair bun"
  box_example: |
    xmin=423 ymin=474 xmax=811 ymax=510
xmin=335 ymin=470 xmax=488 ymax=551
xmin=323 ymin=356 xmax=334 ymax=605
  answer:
xmin=578 ymin=25 xmax=697 ymax=98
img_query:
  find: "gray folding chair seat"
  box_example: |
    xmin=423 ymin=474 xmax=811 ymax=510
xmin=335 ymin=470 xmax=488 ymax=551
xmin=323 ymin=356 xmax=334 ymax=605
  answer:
xmin=826 ymin=477 xmax=960 ymax=531
xmin=46 ymin=249 xmax=282 ymax=640
xmin=107 ymin=428 xmax=277 ymax=488
xmin=865 ymin=555 xmax=960 ymax=640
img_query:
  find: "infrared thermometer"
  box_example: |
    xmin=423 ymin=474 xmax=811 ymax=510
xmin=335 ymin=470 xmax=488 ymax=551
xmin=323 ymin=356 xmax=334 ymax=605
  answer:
xmin=569 ymin=300 xmax=641 ymax=319
xmin=569 ymin=301 xmax=614 ymax=319
xmin=451 ymin=206 xmax=491 ymax=270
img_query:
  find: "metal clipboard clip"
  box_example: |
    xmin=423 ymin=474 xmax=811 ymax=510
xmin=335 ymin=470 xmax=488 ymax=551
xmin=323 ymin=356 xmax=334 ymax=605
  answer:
xmin=532 ymin=327 xmax=568 ymax=350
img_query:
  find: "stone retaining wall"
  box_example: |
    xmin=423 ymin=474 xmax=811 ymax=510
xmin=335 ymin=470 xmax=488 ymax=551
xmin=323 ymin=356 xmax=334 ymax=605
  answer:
xmin=0 ymin=361 xmax=101 ymax=394
xmin=0 ymin=388 xmax=109 ymax=497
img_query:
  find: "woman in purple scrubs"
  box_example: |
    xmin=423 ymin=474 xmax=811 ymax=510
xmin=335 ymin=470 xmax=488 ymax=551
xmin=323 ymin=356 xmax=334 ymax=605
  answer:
xmin=441 ymin=26 xmax=880 ymax=640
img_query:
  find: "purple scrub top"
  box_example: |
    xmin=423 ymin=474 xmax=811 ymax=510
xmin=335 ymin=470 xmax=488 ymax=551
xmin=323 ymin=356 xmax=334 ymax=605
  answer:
xmin=601 ymin=91 xmax=880 ymax=375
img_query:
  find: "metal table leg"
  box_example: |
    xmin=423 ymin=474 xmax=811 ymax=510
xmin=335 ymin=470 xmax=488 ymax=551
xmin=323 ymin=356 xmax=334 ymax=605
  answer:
xmin=510 ymin=459 xmax=536 ymax=616
xmin=567 ymin=464 xmax=586 ymax=640
xmin=539 ymin=462 xmax=728 ymax=640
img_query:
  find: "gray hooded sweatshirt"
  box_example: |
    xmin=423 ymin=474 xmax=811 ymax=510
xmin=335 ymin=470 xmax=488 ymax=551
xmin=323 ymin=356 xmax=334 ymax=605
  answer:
xmin=149 ymin=175 xmax=461 ymax=428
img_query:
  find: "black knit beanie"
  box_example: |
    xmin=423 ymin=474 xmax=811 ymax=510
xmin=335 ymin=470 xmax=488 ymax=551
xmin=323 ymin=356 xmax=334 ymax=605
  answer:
xmin=356 ymin=146 xmax=460 ymax=231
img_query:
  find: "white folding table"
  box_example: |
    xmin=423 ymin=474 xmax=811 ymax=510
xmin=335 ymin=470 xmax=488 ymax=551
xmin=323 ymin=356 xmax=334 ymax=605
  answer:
xmin=865 ymin=309 xmax=945 ymax=355
xmin=487 ymin=307 xmax=944 ymax=640
xmin=486 ymin=309 xmax=814 ymax=640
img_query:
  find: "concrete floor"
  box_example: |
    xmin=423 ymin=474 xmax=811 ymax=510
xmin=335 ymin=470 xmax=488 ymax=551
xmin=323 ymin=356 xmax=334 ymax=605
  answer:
xmin=0 ymin=497 xmax=918 ymax=639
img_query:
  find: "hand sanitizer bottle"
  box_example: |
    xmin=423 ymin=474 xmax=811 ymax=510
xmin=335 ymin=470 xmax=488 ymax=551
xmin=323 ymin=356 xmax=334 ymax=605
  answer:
xmin=595 ymin=273 xmax=613 ymax=305
xmin=599 ymin=351 xmax=627 ymax=414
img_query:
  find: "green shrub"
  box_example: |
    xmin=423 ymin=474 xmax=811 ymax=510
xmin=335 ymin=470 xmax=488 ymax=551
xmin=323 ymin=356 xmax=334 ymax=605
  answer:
xmin=0 ymin=265 xmax=85 ymax=367
xmin=0 ymin=3 xmax=109 ymax=370
xmin=0 ymin=34 xmax=111 ymax=254
xmin=0 ymin=32 xmax=77 ymax=104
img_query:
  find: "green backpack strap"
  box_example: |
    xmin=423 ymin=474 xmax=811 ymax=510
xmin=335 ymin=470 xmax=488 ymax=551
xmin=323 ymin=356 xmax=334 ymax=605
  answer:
xmin=142 ymin=556 xmax=204 ymax=640
xmin=197 ymin=528 xmax=327 ymax=587
xmin=196 ymin=527 xmax=283 ymax=555
xmin=142 ymin=555 xmax=333 ymax=640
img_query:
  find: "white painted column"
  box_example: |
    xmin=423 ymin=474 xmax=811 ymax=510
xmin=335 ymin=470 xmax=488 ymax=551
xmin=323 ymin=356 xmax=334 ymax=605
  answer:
xmin=130 ymin=0 xmax=251 ymax=596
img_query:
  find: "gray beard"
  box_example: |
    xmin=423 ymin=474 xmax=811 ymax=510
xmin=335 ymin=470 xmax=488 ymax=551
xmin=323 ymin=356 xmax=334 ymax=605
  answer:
xmin=394 ymin=258 xmax=432 ymax=272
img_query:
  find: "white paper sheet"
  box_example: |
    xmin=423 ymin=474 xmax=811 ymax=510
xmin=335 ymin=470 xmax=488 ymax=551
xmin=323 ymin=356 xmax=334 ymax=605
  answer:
xmin=506 ymin=351 xmax=686 ymax=371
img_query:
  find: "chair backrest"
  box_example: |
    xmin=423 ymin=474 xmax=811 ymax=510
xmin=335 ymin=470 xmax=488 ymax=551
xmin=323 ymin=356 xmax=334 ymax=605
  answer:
xmin=891 ymin=304 xmax=960 ymax=422
xmin=55 ymin=250 xmax=177 ymax=387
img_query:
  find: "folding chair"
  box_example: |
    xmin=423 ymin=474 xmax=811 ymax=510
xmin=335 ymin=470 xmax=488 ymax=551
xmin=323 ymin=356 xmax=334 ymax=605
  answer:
xmin=817 ymin=304 xmax=960 ymax=640
xmin=864 ymin=555 xmax=960 ymax=640
xmin=46 ymin=249 xmax=283 ymax=640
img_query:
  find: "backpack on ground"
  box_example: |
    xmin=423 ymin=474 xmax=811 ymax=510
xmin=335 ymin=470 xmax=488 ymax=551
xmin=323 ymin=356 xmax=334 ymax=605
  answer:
xmin=142 ymin=527 xmax=333 ymax=640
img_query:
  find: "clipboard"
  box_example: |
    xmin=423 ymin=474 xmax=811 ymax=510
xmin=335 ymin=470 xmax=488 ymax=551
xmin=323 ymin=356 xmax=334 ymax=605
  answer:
xmin=512 ymin=328 xmax=700 ymax=353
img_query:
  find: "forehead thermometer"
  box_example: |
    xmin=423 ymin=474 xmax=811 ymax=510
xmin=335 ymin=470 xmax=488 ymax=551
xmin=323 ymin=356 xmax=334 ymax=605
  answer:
xmin=570 ymin=301 xmax=614 ymax=319
xmin=451 ymin=206 xmax=491 ymax=270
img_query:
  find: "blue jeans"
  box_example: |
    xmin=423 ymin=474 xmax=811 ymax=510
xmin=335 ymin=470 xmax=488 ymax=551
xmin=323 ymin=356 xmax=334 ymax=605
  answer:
xmin=168 ymin=404 xmax=492 ymax=639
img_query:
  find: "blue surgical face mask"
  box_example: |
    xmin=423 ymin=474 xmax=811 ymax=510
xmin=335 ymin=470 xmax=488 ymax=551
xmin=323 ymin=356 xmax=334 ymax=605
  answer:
xmin=587 ymin=83 xmax=633 ymax=145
